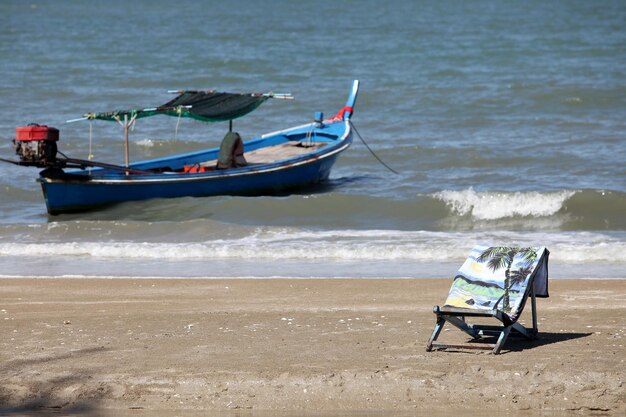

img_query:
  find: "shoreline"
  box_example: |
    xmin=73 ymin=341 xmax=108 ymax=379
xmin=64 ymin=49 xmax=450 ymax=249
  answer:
xmin=2 ymin=275 xmax=625 ymax=280
xmin=1 ymin=278 xmax=624 ymax=415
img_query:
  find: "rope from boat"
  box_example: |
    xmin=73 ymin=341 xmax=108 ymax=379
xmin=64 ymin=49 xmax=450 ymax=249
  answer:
xmin=349 ymin=121 xmax=399 ymax=175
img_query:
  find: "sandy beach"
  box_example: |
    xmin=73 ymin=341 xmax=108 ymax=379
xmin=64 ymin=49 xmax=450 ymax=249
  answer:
xmin=0 ymin=278 xmax=624 ymax=415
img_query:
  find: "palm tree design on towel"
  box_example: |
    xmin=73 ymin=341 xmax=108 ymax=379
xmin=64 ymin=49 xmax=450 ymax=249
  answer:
xmin=477 ymin=247 xmax=538 ymax=313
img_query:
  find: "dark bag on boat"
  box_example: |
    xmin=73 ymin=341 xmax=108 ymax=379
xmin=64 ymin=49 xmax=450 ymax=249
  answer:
xmin=217 ymin=132 xmax=247 ymax=169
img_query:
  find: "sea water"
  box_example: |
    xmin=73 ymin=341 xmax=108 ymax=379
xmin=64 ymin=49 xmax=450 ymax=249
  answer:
xmin=1 ymin=0 xmax=625 ymax=278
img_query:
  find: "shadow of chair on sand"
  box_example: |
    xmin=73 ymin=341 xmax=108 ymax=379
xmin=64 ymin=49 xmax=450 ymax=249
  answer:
xmin=450 ymin=331 xmax=593 ymax=354
xmin=503 ymin=331 xmax=593 ymax=353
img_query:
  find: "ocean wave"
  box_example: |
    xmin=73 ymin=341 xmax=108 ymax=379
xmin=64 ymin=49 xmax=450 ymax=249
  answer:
xmin=432 ymin=188 xmax=626 ymax=230
xmin=433 ymin=188 xmax=576 ymax=220
xmin=1 ymin=230 xmax=625 ymax=265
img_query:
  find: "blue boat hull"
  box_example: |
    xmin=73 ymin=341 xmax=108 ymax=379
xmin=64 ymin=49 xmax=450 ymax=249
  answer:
xmin=40 ymin=142 xmax=345 ymax=214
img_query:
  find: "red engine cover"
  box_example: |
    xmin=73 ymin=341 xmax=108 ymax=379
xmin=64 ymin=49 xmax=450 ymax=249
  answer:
xmin=15 ymin=125 xmax=59 ymax=142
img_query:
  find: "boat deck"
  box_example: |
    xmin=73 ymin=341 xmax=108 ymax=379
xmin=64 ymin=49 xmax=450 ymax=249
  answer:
xmin=246 ymin=141 xmax=327 ymax=164
xmin=200 ymin=140 xmax=327 ymax=167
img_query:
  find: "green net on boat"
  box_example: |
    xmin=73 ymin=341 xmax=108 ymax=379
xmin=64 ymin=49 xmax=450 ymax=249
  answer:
xmin=82 ymin=91 xmax=271 ymax=123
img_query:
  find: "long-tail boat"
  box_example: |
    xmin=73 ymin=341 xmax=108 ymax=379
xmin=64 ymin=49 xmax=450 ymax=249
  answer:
xmin=3 ymin=80 xmax=360 ymax=214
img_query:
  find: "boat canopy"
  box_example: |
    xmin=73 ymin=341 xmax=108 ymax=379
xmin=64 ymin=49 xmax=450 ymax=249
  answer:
xmin=66 ymin=90 xmax=290 ymax=168
xmin=80 ymin=91 xmax=290 ymax=123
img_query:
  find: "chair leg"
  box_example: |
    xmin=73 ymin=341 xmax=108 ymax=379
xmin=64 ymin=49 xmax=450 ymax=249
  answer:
xmin=426 ymin=317 xmax=446 ymax=351
xmin=511 ymin=321 xmax=536 ymax=339
xmin=493 ymin=326 xmax=512 ymax=354
xmin=530 ymin=285 xmax=538 ymax=337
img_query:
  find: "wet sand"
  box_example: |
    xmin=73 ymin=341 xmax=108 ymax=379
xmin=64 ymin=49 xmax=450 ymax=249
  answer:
xmin=1 ymin=278 xmax=624 ymax=415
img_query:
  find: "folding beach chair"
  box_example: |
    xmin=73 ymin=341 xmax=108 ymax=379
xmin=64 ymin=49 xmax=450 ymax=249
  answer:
xmin=426 ymin=246 xmax=549 ymax=354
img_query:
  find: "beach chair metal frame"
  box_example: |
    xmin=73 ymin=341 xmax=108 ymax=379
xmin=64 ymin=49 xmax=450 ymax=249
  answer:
xmin=426 ymin=285 xmax=538 ymax=354
xmin=426 ymin=246 xmax=548 ymax=354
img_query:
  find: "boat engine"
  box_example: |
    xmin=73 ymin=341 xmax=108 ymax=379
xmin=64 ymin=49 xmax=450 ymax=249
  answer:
xmin=13 ymin=124 xmax=59 ymax=167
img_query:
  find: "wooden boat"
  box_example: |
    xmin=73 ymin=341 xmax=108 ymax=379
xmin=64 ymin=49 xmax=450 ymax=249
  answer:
xmin=4 ymin=81 xmax=360 ymax=214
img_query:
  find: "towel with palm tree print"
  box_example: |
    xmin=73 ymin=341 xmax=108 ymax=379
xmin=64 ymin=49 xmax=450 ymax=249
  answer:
xmin=444 ymin=246 xmax=549 ymax=321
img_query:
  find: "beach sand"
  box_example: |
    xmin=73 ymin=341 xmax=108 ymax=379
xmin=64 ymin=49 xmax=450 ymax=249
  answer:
xmin=0 ymin=278 xmax=624 ymax=415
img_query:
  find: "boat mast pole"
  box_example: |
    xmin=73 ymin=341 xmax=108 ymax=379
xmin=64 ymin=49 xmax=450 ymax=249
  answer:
xmin=124 ymin=114 xmax=130 ymax=168
xmin=113 ymin=113 xmax=137 ymax=175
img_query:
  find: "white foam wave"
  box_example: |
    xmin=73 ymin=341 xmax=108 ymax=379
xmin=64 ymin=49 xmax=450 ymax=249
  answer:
xmin=0 ymin=239 xmax=464 ymax=262
xmin=135 ymin=139 xmax=155 ymax=147
xmin=433 ymin=188 xmax=577 ymax=220
xmin=1 ymin=230 xmax=624 ymax=265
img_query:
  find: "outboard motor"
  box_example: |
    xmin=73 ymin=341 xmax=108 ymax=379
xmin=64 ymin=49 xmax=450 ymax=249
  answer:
xmin=13 ymin=123 xmax=59 ymax=167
